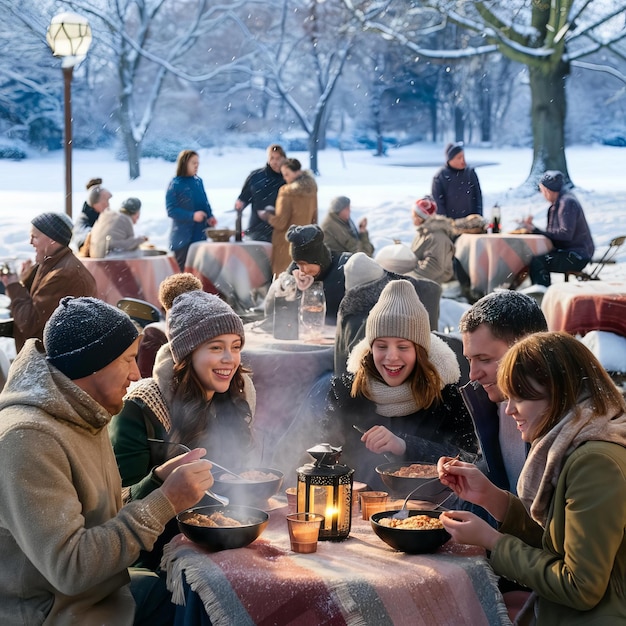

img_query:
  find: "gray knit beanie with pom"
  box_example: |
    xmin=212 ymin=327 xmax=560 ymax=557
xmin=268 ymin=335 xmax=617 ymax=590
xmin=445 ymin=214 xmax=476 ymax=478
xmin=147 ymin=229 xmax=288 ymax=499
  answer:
xmin=167 ymin=291 xmax=245 ymax=363
xmin=45 ymin=297 xmax=139 ymax=379
xmin=366 ymin=280 xmax=430 ymax=351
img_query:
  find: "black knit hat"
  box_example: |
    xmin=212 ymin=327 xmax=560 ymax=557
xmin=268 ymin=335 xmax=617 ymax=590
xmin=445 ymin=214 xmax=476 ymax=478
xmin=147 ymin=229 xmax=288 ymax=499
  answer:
xmin=287 ymin=224 xmax=331 ymax=272
xmin=540 ymin=170 xmax=564 ymax=192
xmin=445 ymin=141 xmax=464 ymax=162
xmin=44 ymin=297 xmax=139 ymax=380
xmin=167 ymin=291 xmax=245 ymax=364
xmin=31 ymin=212 xmax=73 ymax=247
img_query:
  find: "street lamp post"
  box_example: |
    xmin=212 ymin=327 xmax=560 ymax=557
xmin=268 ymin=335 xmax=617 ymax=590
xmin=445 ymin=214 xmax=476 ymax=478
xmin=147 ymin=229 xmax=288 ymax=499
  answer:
xmin=46 ymin=13 xmax=92 ymax=219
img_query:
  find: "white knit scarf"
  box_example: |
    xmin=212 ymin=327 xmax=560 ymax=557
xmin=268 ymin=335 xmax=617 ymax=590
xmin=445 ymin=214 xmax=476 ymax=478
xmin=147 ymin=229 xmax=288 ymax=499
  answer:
xmin=366 ymin=377 xmax=421 ymax=417
xmin=517 ymin=397 xmax=626 ymax=527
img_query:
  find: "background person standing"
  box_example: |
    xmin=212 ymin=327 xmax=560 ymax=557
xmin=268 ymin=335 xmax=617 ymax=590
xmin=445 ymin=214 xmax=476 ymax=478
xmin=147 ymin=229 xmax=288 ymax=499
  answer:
xmin=234 ymin=144 xmax=286 ymax=242
xmin=321 ymin=196 xmax=374 ymax=257
xmin=432 ymin=142 xmax=483 ymax=219
xmin=166 ymin=149 xmax=217 ymax=271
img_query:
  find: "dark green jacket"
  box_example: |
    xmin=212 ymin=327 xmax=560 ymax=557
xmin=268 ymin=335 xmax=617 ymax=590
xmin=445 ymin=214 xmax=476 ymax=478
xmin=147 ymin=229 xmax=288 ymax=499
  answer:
xmin=491 ymin=440 xmax=626 ymax=624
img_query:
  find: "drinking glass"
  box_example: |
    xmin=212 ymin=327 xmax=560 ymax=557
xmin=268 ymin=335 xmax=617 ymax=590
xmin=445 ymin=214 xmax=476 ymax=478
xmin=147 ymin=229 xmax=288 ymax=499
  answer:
xmin=299 ymin=282 xmax=326 ymax=340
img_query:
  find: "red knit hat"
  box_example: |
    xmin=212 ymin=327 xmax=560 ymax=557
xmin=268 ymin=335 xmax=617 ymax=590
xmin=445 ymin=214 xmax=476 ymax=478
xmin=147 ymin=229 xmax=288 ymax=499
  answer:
xmin=414 ymin=197 xmax=437 ymax=220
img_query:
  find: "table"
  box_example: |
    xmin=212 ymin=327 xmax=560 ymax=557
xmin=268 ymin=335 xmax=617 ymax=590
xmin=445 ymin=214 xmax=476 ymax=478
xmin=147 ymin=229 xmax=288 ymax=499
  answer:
xmin=241 ymin=322 xmax=335 ymax=473
xmin=184 ymin=241 xmax=272 ymax=311
xmin=80 ymin=254 xmax=178 ymax=309
xmin=162 ymin=503 xmax=510 ymax=626
xmin=454 ymin=233 xmax=553 ymax=296
xmin=541 ymin=280 xmax=626 ymax=337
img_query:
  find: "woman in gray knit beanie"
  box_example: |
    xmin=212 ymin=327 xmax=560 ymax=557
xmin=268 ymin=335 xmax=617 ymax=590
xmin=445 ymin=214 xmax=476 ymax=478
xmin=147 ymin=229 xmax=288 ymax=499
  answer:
xmin=109 ymin=290 xmax=257 ymax=569
xmin=323 ymin=280 xmax=478 ymax=492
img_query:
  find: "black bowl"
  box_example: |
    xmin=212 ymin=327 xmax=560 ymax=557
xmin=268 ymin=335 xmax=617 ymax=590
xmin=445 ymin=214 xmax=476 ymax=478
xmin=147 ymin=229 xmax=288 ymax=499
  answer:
xmin=370 ymin=509 xmax=451 ymax=553
xmin=375 ymin=461 xmax=450 ymax=503
xmin=177 ymin=505 xmax=269 ymax=551
xmin=212 ymin=467 xmax=284 ymax=508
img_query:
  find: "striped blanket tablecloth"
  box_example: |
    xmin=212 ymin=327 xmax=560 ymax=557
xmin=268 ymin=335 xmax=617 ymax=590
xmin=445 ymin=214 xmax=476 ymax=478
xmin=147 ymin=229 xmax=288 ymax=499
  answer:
xmin=162 ymin=503 xmax=511 ymax=626
xmin=455 ymin=233 xmax=552 ymax=296
xmin=184 ymin=241 xmax=272 ymax=311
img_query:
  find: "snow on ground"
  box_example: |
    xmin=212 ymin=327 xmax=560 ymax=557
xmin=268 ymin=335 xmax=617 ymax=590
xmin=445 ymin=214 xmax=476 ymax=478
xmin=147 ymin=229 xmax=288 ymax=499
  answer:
xmin=1 ymin=142 xmax=626 ymax=367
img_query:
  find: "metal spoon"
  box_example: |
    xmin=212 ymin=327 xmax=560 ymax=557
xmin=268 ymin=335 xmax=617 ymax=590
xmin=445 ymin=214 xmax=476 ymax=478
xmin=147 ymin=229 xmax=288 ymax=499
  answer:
xmin=391 ymin=478 xmax=453 ymax=520
xmin=146 ymin=439 xmax=230 ymax=505
xmin=352 ymin=424 xmax=394 ymax=463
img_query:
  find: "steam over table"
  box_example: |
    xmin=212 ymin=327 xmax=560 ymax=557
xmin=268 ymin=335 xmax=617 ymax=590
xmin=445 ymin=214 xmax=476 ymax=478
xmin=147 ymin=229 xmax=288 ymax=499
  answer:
xmin=80 ymin=254 xmax=178 ymax=309
xmin=162 ymin=502 xmax=510 ymax=626
xmin=454 ymin=233 xmax=553 ymax=297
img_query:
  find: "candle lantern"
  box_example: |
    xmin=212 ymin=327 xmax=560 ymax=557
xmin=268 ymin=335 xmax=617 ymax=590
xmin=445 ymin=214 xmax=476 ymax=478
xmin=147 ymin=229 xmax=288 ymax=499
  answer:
xmin=296 ymin=443 xmax=354 ymax=540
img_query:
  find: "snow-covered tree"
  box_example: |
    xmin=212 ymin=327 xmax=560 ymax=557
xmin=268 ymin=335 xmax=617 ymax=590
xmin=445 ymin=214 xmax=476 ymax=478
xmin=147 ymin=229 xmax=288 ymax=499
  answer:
xmin=343 ymin=0 xmax=626 ymax=186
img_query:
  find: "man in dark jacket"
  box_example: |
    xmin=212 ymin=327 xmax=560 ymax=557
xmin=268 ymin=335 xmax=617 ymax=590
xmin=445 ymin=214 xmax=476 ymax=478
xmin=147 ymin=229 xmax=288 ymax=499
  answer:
xmin=524 ymin=170 xmax=594 ymax=286
xmin=1 ymin=212 xmax=97 ymax=352
xmin=459 ymin=290 xmax=547 ymax=496
xmin=234 ymin=144 xmax=286 ymax=242
xmin=432 ymin=142 xmax=483 ymax=219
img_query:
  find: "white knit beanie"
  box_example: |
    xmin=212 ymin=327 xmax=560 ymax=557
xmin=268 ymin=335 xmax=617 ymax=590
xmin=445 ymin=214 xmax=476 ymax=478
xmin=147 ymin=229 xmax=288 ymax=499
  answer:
xmin=374 ymin=243 xmax=417 ymax=274
xmin=365 ymin=280 xmax=430 ymax=351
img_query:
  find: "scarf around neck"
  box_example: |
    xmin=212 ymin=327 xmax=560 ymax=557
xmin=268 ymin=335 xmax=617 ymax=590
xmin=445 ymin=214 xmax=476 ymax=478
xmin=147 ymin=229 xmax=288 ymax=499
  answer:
xmin=366 ymin=376 xmax=421 ymax=417
xmin=517 ymin=396 xmax=626 ymax=526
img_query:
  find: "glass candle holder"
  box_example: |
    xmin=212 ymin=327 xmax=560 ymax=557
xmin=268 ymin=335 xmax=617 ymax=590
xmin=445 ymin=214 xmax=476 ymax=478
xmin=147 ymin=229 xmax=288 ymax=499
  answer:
xmin=286 ymin=512 xmax=324 ymax=553
xmin=360 ymin=491 xmax=388 ymax=520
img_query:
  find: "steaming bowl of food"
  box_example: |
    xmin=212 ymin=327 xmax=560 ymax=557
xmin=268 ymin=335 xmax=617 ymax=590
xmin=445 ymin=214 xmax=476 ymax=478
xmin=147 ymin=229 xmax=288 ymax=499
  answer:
xmin=370 ymin=509 xmax=450 ymax=553
xmin=212 ymin=467 xmax=284 ymax=508
xmin=375 ymin=462 xmax=450 ymax=503
xmin=177 ymin=505 xmax=269 ymax=550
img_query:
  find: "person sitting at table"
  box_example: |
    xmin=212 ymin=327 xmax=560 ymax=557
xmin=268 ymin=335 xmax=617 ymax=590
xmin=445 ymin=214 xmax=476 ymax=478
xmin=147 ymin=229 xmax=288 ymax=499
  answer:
xmin=523 ymin=170 xmax=594 ymax=287
xmin=334 ymin=252 xmax=441 ymax=375
xmin=234 ymin=143 xmax=286 ymax=242
xmin=87 ymin=197 xmax=148 ymax=258
xmin=323 ymin=279 xmax=478 ymax=491
xmin=321 ymin=196 xmax=374 ymax=257
xmin=438 ymin=331 xmax=626 ymax=625
xmin=73 ymin=177 xmax=113 ymax=253
xmin=136 ymin=272 xmax=203 ymax=378
xmin=410 ymin=195 xmax=455 ymax=284
xmin=1 ymin=212 xmax=97 ymax=353
xmin=109 ymin=290 xmax=257 ymax=569
xmin=258 ymin=158 xmax=318 ymax=276
xmin=432 ymin=142 xmax=483 ymax=219
xmin=166 ymin=149 xmax=217 ymax=271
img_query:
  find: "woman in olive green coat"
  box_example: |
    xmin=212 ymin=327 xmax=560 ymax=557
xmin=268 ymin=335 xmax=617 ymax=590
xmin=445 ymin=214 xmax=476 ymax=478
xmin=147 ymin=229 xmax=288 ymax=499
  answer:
xmin=437 ymin=331 xmax=626 ymax=625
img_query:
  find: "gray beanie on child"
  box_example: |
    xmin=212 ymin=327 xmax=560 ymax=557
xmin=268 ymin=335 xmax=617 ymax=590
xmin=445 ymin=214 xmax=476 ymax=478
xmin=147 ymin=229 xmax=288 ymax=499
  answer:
xmin=365 ymin=280 xmax=430 ymax=351
xmin=167 ymin=291 xmax=245 ymax=363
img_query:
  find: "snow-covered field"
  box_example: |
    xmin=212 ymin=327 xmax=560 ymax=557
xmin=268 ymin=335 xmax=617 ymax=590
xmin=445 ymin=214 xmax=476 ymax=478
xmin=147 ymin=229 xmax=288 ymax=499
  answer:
xmin=1 ymin=142 xmax=626 ymax=367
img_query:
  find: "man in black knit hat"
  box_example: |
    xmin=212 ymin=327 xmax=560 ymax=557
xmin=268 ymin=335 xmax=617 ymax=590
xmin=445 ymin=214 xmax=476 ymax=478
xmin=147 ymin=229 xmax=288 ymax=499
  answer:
xmin=0 ymin=296 xmax=214 ymax=625
xmin=0 ymin=212 xmax=97 ymax=352
xmin=431 ymin=141 xmax=483 ymax=219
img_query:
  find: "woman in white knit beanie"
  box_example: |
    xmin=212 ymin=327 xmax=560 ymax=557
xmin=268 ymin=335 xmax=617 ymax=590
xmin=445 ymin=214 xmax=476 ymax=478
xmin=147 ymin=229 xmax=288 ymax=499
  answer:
xmin=324 ymin=279 xmax=478 ymax=491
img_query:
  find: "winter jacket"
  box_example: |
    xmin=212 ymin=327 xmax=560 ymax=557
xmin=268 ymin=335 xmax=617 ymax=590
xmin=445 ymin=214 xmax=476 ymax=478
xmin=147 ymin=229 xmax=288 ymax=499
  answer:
xmin=532 ymin=191 xmax=594 ymax=260
xmin=6 ymin=247 xmax=97 ymax=352
xmin=492 ymin=439 xmax=626 ymax=624
xmin=321 ymin=211 xmax=374 ymax=257
xmin=88 ymin=210 xmax=145 ymax=258
xmin=165 ymin=175 xmax=213 ymax=252
xmin=410 ymin=215 xmax=455 ymax=283
xmin=0 ymin=340 xmax=175 ymax=626
xmin=324 ymin=337 xmax=478 ymax=491
xmin=72 ymin=202 xmax=99 ymax=250
xmin=109 ymin=343 xmax=257 ymax=568
xmin=432 ymin=165 xmax=483 ymax=219
xmin=269 ymin=171 xmax=318 ymax=275
xmin=237 ymin=164 xmax=285 ymax=242
xmin=333 ymin=272 xmax=441 ymax=375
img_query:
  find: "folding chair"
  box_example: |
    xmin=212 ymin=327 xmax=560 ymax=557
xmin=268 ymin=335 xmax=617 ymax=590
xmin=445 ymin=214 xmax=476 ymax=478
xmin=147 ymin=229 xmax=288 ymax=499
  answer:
xmin=565 ymin=235 xmax=626 ymax=281
xmin=116 ymin=298 xmax=162 ymax=328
